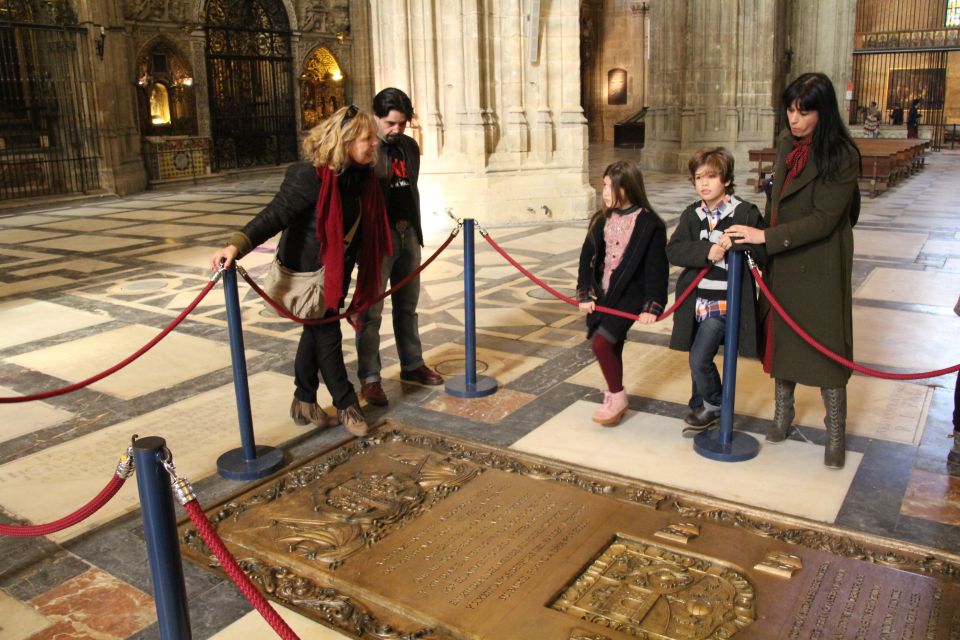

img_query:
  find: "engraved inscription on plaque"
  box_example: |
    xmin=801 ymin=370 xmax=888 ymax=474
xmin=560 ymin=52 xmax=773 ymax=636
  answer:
xmin=552 ymin=536 xmax=755 ymax=639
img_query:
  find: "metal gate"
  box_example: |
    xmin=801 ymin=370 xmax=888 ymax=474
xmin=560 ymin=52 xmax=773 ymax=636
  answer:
xmin=0 ymin=14 xmax=101 ymax=199
xmin=205 ymin=0 xmax=297 ymax=172
xmin=852 ymin=0 xmax=957 ymax=149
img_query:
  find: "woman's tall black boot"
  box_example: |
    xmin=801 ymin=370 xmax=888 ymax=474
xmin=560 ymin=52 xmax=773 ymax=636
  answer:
xmin=766 ymin=379 xmax=796 ymax=443
xmin=821 ymin=387 xmax=847 ymax=469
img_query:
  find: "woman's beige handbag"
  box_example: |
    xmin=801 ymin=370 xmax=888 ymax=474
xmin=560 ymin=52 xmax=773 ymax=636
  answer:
xmin=262 ymin=260 xmax=326 ymax=319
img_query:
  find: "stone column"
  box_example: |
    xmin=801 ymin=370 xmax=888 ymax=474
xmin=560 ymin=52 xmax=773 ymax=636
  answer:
xmin=787 ymin=0 xmax=856 ymax=115
xmin=368 ymin=0 xmax=593 ymax=223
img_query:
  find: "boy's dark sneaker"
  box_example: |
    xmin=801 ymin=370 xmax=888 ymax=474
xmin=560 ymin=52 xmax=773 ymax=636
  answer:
xmin=682 ymin=407 xmax=719 ymax=438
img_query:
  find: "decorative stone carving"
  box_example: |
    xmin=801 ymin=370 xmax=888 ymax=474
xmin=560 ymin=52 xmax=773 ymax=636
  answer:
xmin=300 ymin=0 xmax=349 ymax=34
xmin=124 ymin=0 xmax=166 ymax=21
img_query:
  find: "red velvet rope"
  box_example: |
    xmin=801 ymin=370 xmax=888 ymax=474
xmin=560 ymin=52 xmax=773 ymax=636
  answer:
xmin=0 ymin=278 xmax=219 ymax=404
xmin=481 ymin=231 xmax=710 ymax=322
xmin=238 ymin=229 xmax=459 ymax=325
xmin=750 ymin=265 xmax=960 ymax=380
xmin=0 ymin=475 xmax=125 ymax=537
xmin=184 ymin=500 xmax=300 ymax=640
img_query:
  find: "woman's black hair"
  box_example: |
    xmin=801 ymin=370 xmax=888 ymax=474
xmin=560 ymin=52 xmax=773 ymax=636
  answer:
xmin=781 ymin=72 xmax=860 ymax=181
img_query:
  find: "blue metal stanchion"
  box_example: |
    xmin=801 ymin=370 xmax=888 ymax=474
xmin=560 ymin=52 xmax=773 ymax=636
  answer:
xmin=694 ymin=250 xmax=760 ymax=462
xmin=216 ymin=263 xmax=284 ymax=480
xmin=133 ymin=436 xmax=192 ymax=640
xmin=446 ymin=218 xmax=498 ymax=398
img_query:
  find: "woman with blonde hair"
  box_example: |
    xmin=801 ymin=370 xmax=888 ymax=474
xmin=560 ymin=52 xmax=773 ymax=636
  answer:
xmin=211 ymin=105 xmax=391 ymax=437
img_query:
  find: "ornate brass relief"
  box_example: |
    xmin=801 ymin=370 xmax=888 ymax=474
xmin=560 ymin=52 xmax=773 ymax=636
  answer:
xmin=552 ymin=536 xmax=755 ymax=639
xmin=754 ymin=550 xmax=803 ymax=579
xmin=569 ymin=629 xmax=613 ymax=640
xmin=238 ymin=557 xmax=437 ymax=639
xmin=654 ymin=522 xmax=700 ymax=545
xmin=670 ymin=502 xmax=960 ymax=581
xmin=183 ymin=444 xmax=481 ymax=569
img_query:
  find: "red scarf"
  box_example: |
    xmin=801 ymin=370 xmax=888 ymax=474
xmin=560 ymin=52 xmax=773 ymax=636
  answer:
xmin=314 ymin=165 xmax=391 ymax=327
xmin=779 ymin=136 xmax=812 ymax=197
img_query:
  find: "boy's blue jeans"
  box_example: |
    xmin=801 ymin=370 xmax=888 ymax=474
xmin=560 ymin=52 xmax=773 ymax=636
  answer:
xmin=688 ymin=316 xmax=725 ymax=412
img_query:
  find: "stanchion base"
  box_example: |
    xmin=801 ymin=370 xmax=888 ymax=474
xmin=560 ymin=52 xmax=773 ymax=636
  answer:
xmin=693 ymin=429 xmax=761 ymax=462
xmin=217 ymin=446 xmax=285 ymax=480
xmin=445 ymin=375 xmax=498 ymax=398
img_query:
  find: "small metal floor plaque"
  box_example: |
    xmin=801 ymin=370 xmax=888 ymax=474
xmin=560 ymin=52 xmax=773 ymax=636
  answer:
xmin=180 ymin=424 xmax=960 ymax=639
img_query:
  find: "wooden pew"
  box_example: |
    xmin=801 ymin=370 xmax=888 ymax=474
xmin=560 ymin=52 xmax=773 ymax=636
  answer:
xmin=748 ymin=139 xmax=928 ymax=197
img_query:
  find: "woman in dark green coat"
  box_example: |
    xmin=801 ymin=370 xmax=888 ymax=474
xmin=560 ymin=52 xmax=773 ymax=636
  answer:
xmin=728 ymin=72 xmax=860 ymax=469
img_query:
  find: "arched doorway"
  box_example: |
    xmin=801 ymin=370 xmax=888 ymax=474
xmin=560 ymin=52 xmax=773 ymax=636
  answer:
xmin=0 ymin=0 xmax=101 ymax=199
xmin=300 ymin=47 xmax=345 ymax=130
xmin=204 ymin=0 xmax=297 ymax=171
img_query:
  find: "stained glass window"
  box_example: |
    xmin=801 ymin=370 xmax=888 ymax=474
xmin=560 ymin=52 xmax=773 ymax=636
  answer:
xmin=948 ymin=0 xmax=960 ymax=28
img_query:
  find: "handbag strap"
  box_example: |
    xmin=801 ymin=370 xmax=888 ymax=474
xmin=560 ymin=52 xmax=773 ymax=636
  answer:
xmin=343 ymin=213 xmax=361 ymax=249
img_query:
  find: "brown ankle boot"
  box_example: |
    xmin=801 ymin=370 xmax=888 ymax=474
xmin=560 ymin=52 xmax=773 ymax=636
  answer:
xmin=766 ymin=379 xmax=796 ymax=443
xmin=337 ymin=402 xmax=369 ymax=437
xmin=290 ymin=398 xmax=333 ymax=428
xmin=821 ymin=387 xmax=846 ymax=469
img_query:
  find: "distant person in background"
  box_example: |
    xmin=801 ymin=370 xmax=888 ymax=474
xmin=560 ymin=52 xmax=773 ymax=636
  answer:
xmin=863 ymin=101 xmax=880 ymax=138
xmin=890 ymin=103 xmax=904 ymax=126
xmin=907 ymin=99 xmax=921 ymax=138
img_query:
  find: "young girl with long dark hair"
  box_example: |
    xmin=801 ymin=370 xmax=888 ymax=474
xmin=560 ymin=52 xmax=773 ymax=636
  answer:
xmin=577 ymin=161 xmax=669 ymax=426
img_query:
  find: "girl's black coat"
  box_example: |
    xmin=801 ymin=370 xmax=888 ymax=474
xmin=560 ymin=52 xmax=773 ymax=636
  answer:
xmin=576 ymin=210 xmax=669 ymax=340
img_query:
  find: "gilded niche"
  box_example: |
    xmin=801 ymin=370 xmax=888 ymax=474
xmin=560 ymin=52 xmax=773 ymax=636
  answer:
xmin=553 ymin=536 xmax=755 ymax=639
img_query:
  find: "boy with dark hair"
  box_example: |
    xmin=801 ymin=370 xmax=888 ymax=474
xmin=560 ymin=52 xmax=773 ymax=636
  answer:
xmin=666 ymin=147 xmax=766 ymax=436
xmin=356 ymin=88 xmax=443 ymax=406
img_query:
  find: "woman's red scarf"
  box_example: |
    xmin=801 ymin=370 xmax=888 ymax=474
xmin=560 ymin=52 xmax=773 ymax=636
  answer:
xmin=314 ymin=165 xmax=391 ymax=328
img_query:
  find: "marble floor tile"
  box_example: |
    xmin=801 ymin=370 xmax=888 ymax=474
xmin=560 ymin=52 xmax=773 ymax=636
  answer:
xmin=383 ymin=344 xmax=545 ymax=388
xmin=499 ymin=226 xmax=587 ymax=251
xmin=104 ymin=209 xmax=199 ymax=221
xmin=28 ymin=567 xmax=154 ymax=639
xmin=567 ymin=342 xmax=932 ymax=444
xmin=209 ymin=603 xmax=349 ymax=639
xmin=475 ymin=265 xmax=526 ymax=280
xmin=422 ymin=279 xmax=467 ymax=303
xmin=511 ymin=400 xmax=862 ymax=523
xmin=520 ymin=326 xmax=585 ymax=348
xmin=855 ymin=267 xmax=960 ymax=308
xmin=0 ymin=277 xmax=76 ymax=299
xmin=26 ymin=235 xmax=147 ymax=253
xmin=211 ymin=195 xmax=274 ymax=205
xmin=32 ymin=206 xmax=117 ymax=217
xmin=110 ymin=223 xmax=213 ymax=239
xmin=474 ymin=248 xmax=539 ymax=267
xmin=921 ymin=238 xmax=960 ymax=256
xmin=173 ymin=213 xmax=256 ymax=226
xmin=0 ymin=371 xmax=316 ymax=541
xmin=852 ymin=306 xmax=960 ymax=372
xmin=853 ymin=229 xmax=928 ymax=259
xmin=36 ymin=218 xmax=138 ymax=233
xmin=419 ymin=260 xmax=462 ymax=283
xmin=0 ymin=385 xmax=73 ymax=445
xmin=0 ymin=214 xmax=67 ymax=228
xmin=0 ymin=229 xmax=67 ymax=244
xmin=900 ymin=468 xmax=960 ymax=525
xmin=98 ymin=200 xmax=170 ymax=209
xmin=0 ymin=299 xmax=111 ymax=351
xmin=8 ymin=324 xmax=256 ymax=400
xmin=10 ymin=259 xmax=124 ymax=277
xmin=445 ymin=305 xmax=545 ymax=328
xmin=421 ymin=387 xmax=536 ymax=424
xmin=157 ymin=201 xmax=244 ymax=212
xmin=0 ymin=590 xmax=51 ymax=640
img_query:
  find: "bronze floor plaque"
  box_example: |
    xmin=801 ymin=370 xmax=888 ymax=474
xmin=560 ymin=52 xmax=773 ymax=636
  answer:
xmin=180 ymin=424 xmax=960 ymax=639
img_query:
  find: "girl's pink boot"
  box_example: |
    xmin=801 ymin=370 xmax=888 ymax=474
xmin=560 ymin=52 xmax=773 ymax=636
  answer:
xmin=593 ymin=390 xmax=628 ymax=426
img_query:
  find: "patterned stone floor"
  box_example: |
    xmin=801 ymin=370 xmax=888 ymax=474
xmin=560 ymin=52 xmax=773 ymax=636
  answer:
xmin=0 ymin=144 xmax=958 ymax=639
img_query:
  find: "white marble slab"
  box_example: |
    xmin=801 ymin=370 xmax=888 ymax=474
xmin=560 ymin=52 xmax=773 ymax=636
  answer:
xmin=0 ymin=590 xmax=51 ymax=639
xmin=27 ymin=235 xmax=148 ymax=253
xmin=0 ymin=229 xmax=67 ymax=244
xmin=511 ymin=401 xmax=862 ymax=523
xmin=0 ymin=371 xmax=322 ymax=542
xmin=852 ymin=229 xmax=927 ymax=260
xmin=0 ymin=385 xmax=74 ymax=444
xmin=0 ymin=299 xmax=111 ymax=351
xmin=8 ymin=324 xmax=258 ymax=400
xmin=0 ymin=276 xmax=73 ymax=299
xmin=210 ymin=603 xmax=349 ymax=639
xmin=852 ymin=306 xmax=960 ymax=372
xmin=855 ymin=267 xmax=960 ymax=308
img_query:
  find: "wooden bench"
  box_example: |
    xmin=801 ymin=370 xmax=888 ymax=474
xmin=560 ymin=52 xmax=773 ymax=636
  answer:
xmin=748 ymin=139 xmax=929 ymax=197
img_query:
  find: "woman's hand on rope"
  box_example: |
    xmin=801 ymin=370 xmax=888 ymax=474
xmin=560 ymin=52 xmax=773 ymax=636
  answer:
xmin=727 ymin=224 xmax=765 ymax=245
xmin=578 ymin=301 xmax=595 ymax=314
xmin=210 ymin=245 xmax=239 ymax=271
xmin=637 ymin=312 xmax=657 ymax=325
